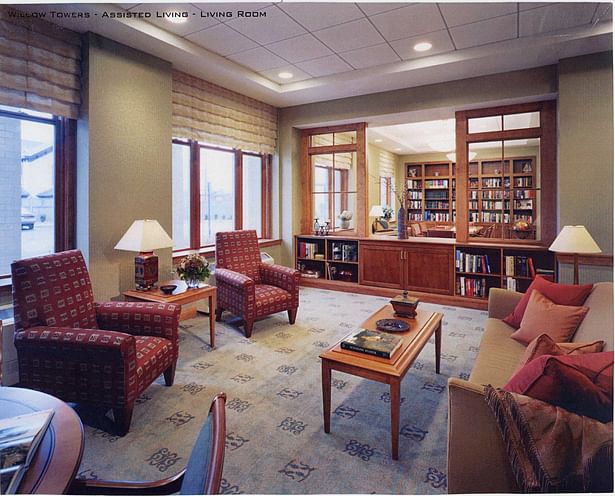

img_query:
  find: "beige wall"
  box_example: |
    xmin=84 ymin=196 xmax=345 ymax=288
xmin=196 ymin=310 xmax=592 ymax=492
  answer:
xmin=279 ymin=65 xmax=558 ymax=265
xmin=78 ymin=34 xmax=174 ymax=299
xmin=558 ymin=52 xmax=613 ymax=284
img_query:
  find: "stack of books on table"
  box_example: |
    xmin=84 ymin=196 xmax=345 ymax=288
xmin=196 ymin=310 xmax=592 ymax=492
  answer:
xmin=341 ymin=329 xmax=403 ymax=359
xmin=0 ymin=409 xmax=54 ymax=494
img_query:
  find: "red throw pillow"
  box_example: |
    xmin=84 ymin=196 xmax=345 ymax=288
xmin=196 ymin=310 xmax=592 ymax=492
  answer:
xmin=503 ymin=352 xmax=614 ymax=422
xmin=510 ymin=291 xmax=589 ymax=345
xmin=503 ymin=276 xmax=593 ymax=329
xmin=512 ymin=333 xmax=605 ymax=376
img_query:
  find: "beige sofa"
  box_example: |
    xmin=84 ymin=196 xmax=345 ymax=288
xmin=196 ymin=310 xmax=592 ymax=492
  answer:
xmin=447 ymin=282 xmax=614 ymax=493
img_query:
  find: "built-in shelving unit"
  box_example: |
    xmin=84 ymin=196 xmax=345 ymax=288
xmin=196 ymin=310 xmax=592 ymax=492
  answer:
xmin=296 ymin=236 xmax=359 ymax=283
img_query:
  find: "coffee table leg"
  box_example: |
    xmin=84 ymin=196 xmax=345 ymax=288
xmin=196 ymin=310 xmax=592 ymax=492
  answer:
xmin=391 ymin=380 xmax=400 ymax=460
xmin=322 ymin=360 xmax=331 ymax=434
xmin=209 ymin=294 xmax=216 ymax=349
xmin=435 ymin=321 xmax=441 ymax=374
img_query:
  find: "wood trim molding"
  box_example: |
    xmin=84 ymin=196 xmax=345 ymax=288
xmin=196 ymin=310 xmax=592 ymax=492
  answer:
xmin=189 ymin=141 xmax=201 ymax=250
xmin=234 ymin=149 xmax=243 ymax=231
xmin=55 ymin=117 xmax=76 ymax=251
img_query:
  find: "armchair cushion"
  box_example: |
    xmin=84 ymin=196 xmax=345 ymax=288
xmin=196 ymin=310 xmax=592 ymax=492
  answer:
xmin=134 ymin=336 xmax=175 ymax=391
xmin=215 ymin=268 xmax=255 ymax=291
xmin=254 ymin=285 xmax=290 ymax=314
xmin=260 ymin=264 xmax=299 ymax=301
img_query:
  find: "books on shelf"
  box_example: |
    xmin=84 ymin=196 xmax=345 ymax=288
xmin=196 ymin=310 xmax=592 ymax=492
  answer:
xmin=456 ymin=276 xmax=487 ymax=298
xmin=341 ymin=329 xmax=403 ymax=359
xmin=506 ymin=276 xmax=517 ymax=291
xmin=505 ymin=255 xmax=536 ymax=277
xmin=456 ymin=250 xmax=492 ymax=274
xmin=298 ymin=241 xmax=321 ymax=259
xmin=0 ymin=409 xmax=54 ymax=494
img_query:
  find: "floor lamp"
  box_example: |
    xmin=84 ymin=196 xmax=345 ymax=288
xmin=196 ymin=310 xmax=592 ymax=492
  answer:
xmin=549 ymin=225 xmax=601 ymax=284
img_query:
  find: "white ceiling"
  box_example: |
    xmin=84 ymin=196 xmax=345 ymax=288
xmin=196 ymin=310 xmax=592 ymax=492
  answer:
xmin=17 ymin=2 xmax=613 ymax=107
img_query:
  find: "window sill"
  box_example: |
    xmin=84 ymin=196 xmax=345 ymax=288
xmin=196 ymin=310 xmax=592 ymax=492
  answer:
xmin=173 ymin=238 xmax=281 ymax=262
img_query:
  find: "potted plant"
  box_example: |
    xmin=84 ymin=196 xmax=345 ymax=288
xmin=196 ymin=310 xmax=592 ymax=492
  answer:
xmin=176 ymin=254 xmax=210 ymax=289
xmin=338 ymin=210 xmax=353 ymax=229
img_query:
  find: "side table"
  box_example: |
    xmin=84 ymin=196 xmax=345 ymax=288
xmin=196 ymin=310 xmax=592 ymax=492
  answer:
xmin=123 ymin=280 xmax=217 ymax=348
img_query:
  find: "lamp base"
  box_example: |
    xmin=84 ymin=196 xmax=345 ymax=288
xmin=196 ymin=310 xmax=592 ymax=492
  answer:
xmin=135 ymin=252 xmax=158 ymax=290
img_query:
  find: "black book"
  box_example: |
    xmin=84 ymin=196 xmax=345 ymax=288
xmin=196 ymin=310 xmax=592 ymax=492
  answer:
xmin=341 ymin=329 xmax=403 ymax=359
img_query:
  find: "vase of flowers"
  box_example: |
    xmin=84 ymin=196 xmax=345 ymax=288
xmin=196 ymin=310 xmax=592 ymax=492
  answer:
xmin=176 ymin=254 xmax=210 ymax=289
xmin=338 ymin=210 xmax=353 ymax=229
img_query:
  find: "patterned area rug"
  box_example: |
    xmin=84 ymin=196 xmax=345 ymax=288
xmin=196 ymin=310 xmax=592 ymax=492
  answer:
xmin=76 ymin=288 xmax=486 ymax=494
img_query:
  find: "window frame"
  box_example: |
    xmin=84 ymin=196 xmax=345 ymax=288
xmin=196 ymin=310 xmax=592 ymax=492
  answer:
xmin=0 ymin=107 xmax=76 ymax=281
xmin=171 ymin=138 xmax=272 ymax=253
xmin=454 ymin=100 xmax=556 ymax=245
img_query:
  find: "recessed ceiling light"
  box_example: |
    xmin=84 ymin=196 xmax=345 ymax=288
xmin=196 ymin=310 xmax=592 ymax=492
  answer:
xmin=395 ymin=147 xmax=402 ymax=151
xmin=166 ymin=13 xmax=188 ymax=24
xmin=278 ymin=71 xmax=294 ymax=80
xmin=414 ymin=42 xmax=432 ymax=52
xmin=375 ymin=139 xmax=383 ymax=143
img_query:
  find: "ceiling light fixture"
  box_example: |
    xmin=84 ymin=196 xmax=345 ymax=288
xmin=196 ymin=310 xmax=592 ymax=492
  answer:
xmin=278 ymin=71 xmax=294 ymax=80
xmin=414 ymin=42 xmax=432 ymax=52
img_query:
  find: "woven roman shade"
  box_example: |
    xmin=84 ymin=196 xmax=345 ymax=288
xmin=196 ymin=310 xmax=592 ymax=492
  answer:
xmin=172 ymin=70 xmax=278 ymax=154
xmin=0 ymin=6 xmax=81 ymax=119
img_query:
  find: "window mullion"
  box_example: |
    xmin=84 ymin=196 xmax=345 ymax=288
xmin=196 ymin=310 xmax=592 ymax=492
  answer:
xmin=190 ymin=141 xmax=200 ymax=250
xmin=235 ymin=149 xmax=243 ymax=231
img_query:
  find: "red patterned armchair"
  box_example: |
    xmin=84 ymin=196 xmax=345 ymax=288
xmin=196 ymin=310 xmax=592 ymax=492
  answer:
xmin=215 ymin=230 xmax=300 ymax=338
xmin=11 ymin=250 xmax=181 ymax=435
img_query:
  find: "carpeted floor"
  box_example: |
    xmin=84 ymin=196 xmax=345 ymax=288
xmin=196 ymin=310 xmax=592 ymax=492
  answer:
xmin=76 ymin=288 xmax=487 ymax=494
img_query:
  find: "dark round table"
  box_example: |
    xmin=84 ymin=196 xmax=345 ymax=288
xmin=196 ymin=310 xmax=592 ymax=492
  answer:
xmin=0 ymin=387 xmax=84 ymax=494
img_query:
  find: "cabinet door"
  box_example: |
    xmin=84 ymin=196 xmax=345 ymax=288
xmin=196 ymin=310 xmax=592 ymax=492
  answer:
xmin=405 ymin=245 xmax=454 ymax=295
xmin=359 ymin=242 xmax=404 ymax=289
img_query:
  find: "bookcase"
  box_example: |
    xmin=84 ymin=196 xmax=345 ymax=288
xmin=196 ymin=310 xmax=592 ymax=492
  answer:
xmin=455 ymin=244 xmax=555 ymax=300
xmin=406 ymin=156 xmax=536 ymax=237
xmin=295 ymin=236 xmax=359 ymax=283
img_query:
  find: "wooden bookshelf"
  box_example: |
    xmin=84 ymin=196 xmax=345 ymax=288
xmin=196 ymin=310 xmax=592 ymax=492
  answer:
xmin=406 ymin=156 xmax=537 ymax=239
xmin=295 ymin=235 xmax=359 ymax=283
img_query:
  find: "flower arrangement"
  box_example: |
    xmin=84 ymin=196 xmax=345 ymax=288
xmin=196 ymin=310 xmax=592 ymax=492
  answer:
xmin=176 ymin=254 xmax=210 ymax=288
xmin=338 ymin=210 xmax=353 ymax=221
xmin=382 ymin=207 xmax=394 ymax=220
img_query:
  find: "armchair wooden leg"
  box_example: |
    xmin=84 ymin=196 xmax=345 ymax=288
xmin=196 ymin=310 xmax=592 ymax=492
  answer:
xmin=244 ymin=320 xmax=254 ymax=338
xmin=163 ymin=363 xmax=176 ymax=386
xmin=215 ymin=307 xmax=224 ymax=322
xmin=114 ymin=405 xmax=134 ymax=436
xmin=288 ymin=308 xmax=298 ymax=325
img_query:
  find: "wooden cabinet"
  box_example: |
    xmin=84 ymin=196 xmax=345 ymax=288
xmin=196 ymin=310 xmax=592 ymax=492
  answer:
xmin=359 ymin=242 xmax=404 ymax=289
xmin=360 ymin=241 xmax=454 ymax=295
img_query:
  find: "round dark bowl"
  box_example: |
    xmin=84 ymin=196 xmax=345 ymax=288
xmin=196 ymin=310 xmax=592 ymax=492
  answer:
xmin=160 ymin=284 xmax=177 ymax=295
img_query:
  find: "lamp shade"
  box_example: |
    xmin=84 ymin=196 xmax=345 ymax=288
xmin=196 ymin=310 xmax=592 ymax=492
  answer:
xmin=369 ymin=205 xmax=385 ymax=218
xmin=115 ymin=219 xmax=173 ymax=252
xmin=549 ymin=226 xmax=601 ymax=254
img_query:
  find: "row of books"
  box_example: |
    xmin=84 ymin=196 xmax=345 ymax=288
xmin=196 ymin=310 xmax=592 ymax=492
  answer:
xmin=424 ymin=190 xmax=448 ymax=199
xmin=457 ymin=276 xmax=488 ymax=298
xmin=513 ymin=214 xmax=534 ymax=223
xmin=330 ymin=243 xmax=357 ymax=262
xmin=407 ymin=180 xmax=422 ymax=189
xmin=505 ymin=276 xmax=519 ymax=291
xmin=481 ymin=212 xmax=511 ymax=223
xmin=504 ymin=255 xmax=535 ymax=277
xmin=408 ymin=191 xmax=422 ymax=199
xmin=425 ymin=201 xmax=449 ymax=209
xmin=408 ymin=212 xmax=423 ymax=221
xmin=425 ymin=179 xmax=449 ymax=189
xmin=297 ymin=242 xmax=321 ymax=259
xmin=482 ymin=200 xmax=510 ymax=210
xmin=482 ymin=190 xmax=510 ymax=199
xmin=514 ymin=189 xmax=535 ymax=199
xmin=424 ymin=211 xmax=451 ymax=222
xmin=408 ymin=201 xmax=422 ymax=209
xmin=455 ymin=250 xmax=492 ymax=274
xmin=483 ymin=178 xmax=511 ymax=188
xmin=514 ymin=177 xmax=533 ymax=187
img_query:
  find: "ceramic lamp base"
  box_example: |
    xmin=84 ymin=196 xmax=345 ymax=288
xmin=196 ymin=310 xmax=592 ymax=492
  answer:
xmin=135 ymin=252 xmax=158 ymax=290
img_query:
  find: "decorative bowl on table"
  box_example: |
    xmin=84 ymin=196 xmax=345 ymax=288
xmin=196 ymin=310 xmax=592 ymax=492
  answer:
xmin=376 ymin=319 xmax=410 ymax=332
xmin=160 ymin=284 xmax=177 ymax=295
xmin=390 ymin=291 xmax=419 ymax=318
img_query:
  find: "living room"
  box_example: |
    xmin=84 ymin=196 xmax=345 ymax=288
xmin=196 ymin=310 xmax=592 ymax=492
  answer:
xmin=0 ymin=2 xmax=613 ymax=494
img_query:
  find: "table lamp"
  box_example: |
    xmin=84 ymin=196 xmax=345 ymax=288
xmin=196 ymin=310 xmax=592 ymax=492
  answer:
xmin=549 ymin=225 xmax=601 ymax=284
xmin=369 ymin=205 xmax=385 ymax=233
xmin=115 ymin=219 xmax=174 ymax=290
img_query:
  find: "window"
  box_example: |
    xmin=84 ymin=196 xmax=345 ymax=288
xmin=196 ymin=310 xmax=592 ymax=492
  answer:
xmin=380 ymin=176 xmax=392 ymax=208
xmin=456 ymin=101 xmax=556 ymax=243
xmin=301 ymin=124 xmax=367 ymax=235
xmin=0 ymin=106 xmax=75 ymax=277
xmin=171 ymin=140 xmax=271 ymax=251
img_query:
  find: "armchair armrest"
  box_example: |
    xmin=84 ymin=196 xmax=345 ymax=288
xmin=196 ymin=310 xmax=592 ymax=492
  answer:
xmin=260 ymin=264 xmax=300 ymax=294
xmin=215 ymin=268 xmax=255 ymax=291
xmin=95 ymin=301 xmax=180 ymax=344
xmin=447 ymin=378 xmax=518 ymax=493
xmin=487 ymin=288 xmax=523 ymax=319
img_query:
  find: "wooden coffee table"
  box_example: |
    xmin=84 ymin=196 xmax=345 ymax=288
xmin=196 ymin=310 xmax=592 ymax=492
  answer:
xmin=320 ymin=305 xmax=443 ymax=460
xmin=123 ymin=279 xmax=217 ymax=348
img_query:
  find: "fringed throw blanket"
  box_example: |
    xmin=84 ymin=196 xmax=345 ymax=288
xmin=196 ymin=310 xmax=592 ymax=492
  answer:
xmin=485 ymin=386 xmax=613 ymax=492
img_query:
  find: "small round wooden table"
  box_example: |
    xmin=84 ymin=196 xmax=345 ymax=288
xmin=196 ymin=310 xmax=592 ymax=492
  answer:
xmin=0 ymin=387 xmax=84 ymax=494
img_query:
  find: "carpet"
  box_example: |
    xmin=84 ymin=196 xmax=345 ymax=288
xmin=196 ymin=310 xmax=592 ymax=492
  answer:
xmin=76 ymin=287 xmax=487 ymax=494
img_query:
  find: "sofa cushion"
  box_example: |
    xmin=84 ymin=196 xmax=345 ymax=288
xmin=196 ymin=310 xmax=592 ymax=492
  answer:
xmin=469 ymin=318 xmax=526 ymax=387
xmin=574 ymin=282 xmax=614 ymax=351
xmin=510 ymin=291 xmax=589 ymax=345
xmin=503 ymin=352 xmax=614 ymax=422
xmin=503 ymin=276 xmax=593 ymax=329
xmin=513 ymin=333 xmax=605 ymax=375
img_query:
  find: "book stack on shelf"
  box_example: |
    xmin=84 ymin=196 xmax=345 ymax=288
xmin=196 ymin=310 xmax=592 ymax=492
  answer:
xmin=297 ymin=241 xmax=321 ymax=259
xmin=505 ymin=255 xmax=536 ymax=278
xmin=455 ymin=250 xmax=493 ymax=274
xmin=341 ymin=329 xmax=402 ymax=359
xmin=457 ymin=277 xmax=488 ymax=298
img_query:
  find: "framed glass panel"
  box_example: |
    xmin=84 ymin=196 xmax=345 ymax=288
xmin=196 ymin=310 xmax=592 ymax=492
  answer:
xmin=312 ymin=192 xmax=329 ymax=226
xmin=334 ymin=192 xmax=356 ymax=230
xmin=310 ymin=133 xmax=333 ymax=147
xmin=468 ymin=115 xmax=501 ymax=134
xmin=200 ymin=148 xmax=235 ymax=246
xmin=503 ymin=111 xmax=540 ymax=130
xmin=0 ymin=115 xmax=56 ymax=275
xmin=242 ymin=154 xmax=262 ymax=237
xmin=171 ymin=143 xmax=191 ymax=250
xmin=334 ymin=131 xmax=357 ymax=145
